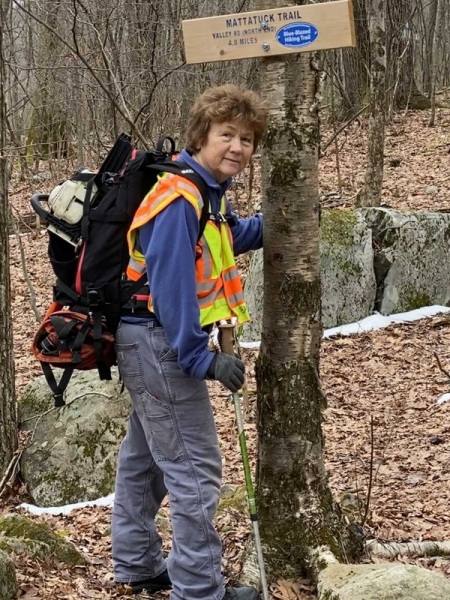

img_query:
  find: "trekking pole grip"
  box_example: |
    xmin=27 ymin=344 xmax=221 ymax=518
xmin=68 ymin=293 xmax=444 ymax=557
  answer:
xmin=219 ymin=325 xmax=235 ymax=356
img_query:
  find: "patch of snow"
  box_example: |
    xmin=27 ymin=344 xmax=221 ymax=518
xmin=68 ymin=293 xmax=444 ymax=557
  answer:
xmin=437 ymin=393 xmax=450 ymax=406
xmin=19 ymin=493 xmax=114 ymax=516
xmin=240 ymin=306 xmax=450 ymax=348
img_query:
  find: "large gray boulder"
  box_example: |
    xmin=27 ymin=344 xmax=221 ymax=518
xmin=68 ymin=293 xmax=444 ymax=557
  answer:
xmin=20 ymin=369 xmax=130 ymax=506
xmin=318 ymin=562 xmax=450 ymax=600
xmin=0 ymin=549 xmax=17 ymax=600
xmin=362 ymin=208 xmax=450 ymax=314
xmin=242 ymin=209 xmax=376 ymax=340
xmin=242 ymin=208 xmax=450 ymax=340
xmin=320 ymin=210 xmax=376 ymax=328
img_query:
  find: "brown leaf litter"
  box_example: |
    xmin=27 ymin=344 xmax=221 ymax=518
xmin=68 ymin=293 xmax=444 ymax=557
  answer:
xmin=2 ymin=108 xmax=450 ymax=598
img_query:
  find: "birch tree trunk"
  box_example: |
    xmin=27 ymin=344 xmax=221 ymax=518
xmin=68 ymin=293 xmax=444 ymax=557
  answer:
xmin=356 ymin=0 xmax=387 ymax=207
xmin=0 ymin=0 xmax=17 ymax=479
xmin=255 ymin=0 xmax=357 ymax=577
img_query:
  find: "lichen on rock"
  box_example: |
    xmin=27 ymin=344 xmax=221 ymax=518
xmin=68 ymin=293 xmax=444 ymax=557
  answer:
xmin=0 ymin=514 xmax=85 ymax=565
xmin=19 ymin=369 xmax=130 ymax=506
xmin=317 ymin=562 xmax=450 ymax=600
xmin=0 ymin=549 xmax=17 ymax=600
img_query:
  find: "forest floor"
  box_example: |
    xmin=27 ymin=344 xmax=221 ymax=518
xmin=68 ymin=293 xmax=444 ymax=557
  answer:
xmin=1 ymin=106 xmax=450 ymax=599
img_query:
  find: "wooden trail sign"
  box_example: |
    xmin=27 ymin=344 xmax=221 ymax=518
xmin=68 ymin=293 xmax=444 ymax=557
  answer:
xmin=182 ymin=0 xmax=355 ymax=64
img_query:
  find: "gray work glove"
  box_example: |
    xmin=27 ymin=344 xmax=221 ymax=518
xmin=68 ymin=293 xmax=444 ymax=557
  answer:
xmin=207 ymin=352 xmax=245 ymax=393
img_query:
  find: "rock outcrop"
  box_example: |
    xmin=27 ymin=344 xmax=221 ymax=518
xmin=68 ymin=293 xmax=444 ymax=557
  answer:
xmin=362 ymin=208 xmax=450 ymax=314
xmin=243 ymin=208 xmax=450 ymax=341
xmin=317 ymin=562 xmax=450 ymax=600
xmin=0 ymin=513 xmax=86 ymax=565
xmin=20 ymin=369 xmax=130 ymax=506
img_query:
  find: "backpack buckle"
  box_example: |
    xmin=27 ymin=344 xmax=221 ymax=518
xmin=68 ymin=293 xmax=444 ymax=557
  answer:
xmin=211 ymin=212 xmax=227 ymax=223
xmin=87 ymin=289 xmax=101 ymax=310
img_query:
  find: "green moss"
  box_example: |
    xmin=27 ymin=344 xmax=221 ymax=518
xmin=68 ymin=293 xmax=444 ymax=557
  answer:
xmin=402 ymin=291 xmax=432 ymax=311
xmin=77 ymin=416 xmax=125 ymax=462
xmin=410 ymin=94 xmax=432 ymax=110
xmin=217 ymin=485 xmax=247 ymax=515
xmin=413 ymin=213 xmax=441 ymax=249
xmin=270 ymin=154 xmax=303 ymax=188
xmin=0 ymin=536 xmax=51 ymax=560
xmin=19 ymin=386 xmax=53 ymax=425
xmin=320 ymin=210 xmax=358 ymax=249
xmin=255 ymin=356 xmax=347 ymax=577
xmin=335 ymin=259 xmax=362 ymax=278
xmin=0 ymin=515 xmax=85 ymax=565
xmin=51 ymin=457 xmax=115 ymax=505
xmin=22 ymin=409 xmax=123 ymax=505
xmin=58 ymin=477 xmax=89 ymax=506
xmin=0 ymin=548 xmax=17 ymax=600
xmin=277 ymin=273 xmax=321 ymax=319
xmin=321 ymin=210 xmax=363 ymax=278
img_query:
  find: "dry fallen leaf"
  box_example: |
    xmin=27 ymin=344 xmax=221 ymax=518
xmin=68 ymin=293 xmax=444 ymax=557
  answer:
xmin=4 ymin=108 xmax=450 ymax=598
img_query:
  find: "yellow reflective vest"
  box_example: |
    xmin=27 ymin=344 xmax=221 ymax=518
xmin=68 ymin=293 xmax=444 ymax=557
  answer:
xmin=126 ymin=172 xmax=250 ymax=327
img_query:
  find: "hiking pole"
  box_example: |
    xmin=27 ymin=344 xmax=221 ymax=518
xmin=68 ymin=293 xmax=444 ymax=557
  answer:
xmin=219 ymin=321 xmax=270 ymax=600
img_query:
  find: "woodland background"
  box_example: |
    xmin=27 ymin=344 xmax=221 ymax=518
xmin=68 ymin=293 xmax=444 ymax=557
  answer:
xmin=1 ymin=0 xmax=449 ymax=172
xmin=1 ymin=0 xmax=450 ymax=598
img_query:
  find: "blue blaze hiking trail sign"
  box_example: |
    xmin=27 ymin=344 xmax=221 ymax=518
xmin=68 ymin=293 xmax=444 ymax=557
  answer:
xmin=182 ymin=0 xmax=355 ymax=64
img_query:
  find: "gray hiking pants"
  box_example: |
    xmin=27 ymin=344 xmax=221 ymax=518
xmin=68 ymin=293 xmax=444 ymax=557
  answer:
xmin=112 ymin=320 xmax=225 ymax=600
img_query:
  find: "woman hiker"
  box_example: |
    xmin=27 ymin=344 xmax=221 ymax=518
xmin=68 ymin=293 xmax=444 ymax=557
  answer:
xmin=112 ymin=84 xmax=268 ymax=600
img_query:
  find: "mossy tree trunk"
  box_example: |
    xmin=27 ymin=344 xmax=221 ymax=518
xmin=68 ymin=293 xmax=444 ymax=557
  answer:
xmin=357 ymin=0 xmax=387 ymax=207
xmin=0 ymin=0 xmax=17 ymax=479
xmin=255 ymin=0 xmax=351 ymax=578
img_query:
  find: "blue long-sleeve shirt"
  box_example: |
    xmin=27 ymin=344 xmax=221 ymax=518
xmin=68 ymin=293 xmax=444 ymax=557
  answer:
xmin=133 ymin=149 xmax=262 ymax=379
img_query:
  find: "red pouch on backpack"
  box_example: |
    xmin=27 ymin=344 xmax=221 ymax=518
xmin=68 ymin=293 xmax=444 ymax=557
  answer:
xmin=31 ymin=310 xmax=116 ymax=406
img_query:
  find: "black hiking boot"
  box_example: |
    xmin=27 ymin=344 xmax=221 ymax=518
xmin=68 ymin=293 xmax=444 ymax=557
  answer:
xmin=126 ymin=569 xmax=172 ymax=594
xmin=223 ymin=586 xmax=260 ymax=600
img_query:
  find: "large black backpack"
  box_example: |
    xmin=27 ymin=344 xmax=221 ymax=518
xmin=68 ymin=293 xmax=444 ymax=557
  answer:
xmin=31 ymin=133 xmax=210 ymax=406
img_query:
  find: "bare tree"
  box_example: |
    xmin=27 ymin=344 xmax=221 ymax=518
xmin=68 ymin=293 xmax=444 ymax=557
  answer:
xmin=328 ymin=0 xmax=370 ymax=121
xmin=0 ymin=0 xmax=17 ymax=480
xmin=8 ymin=0 xmax=257 ymax=159
xmin=427 ymin=0 xmax=440 ymax=126
xmin=356 ymin=0 xmax=387 ymax=207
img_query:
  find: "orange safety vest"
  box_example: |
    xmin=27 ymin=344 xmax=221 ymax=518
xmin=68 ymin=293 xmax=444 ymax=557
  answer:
xmin=126 ymin=172 xmax=250 ymax=327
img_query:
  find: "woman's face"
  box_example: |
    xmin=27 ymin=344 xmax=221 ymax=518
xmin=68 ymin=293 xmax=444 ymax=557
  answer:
xmin=193 ymin=121 xmax=255 ymax=183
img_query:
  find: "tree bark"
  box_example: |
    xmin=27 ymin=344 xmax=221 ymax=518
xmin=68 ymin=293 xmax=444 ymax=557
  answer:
xmin=356 ymin=0 xmax=387 ymax=207
xmin=256 ymin=0 xmax=356 ymax=577
xmin=428 ymin=0 xmax=440 ymax=126
xmin=0 ymin=0 xmax=17 ymax=479
xmin=335 ymin=0 xmax=370 ymax=119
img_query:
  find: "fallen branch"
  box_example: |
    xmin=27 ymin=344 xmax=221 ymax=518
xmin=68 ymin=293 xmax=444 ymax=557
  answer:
xmin=366 ymin=539 xmax=450 ymax=559
xmin=239 ymin=538 xmax=263 ymax=590
xmin=309 ymin=545 xmax=340 ymax=583
xmin=0 ymin=450 xmax=23 ymax=497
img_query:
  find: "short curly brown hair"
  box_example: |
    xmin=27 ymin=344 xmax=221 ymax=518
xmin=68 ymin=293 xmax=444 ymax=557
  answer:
xmin=185 ymin=84 xmax=268 ymax=153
